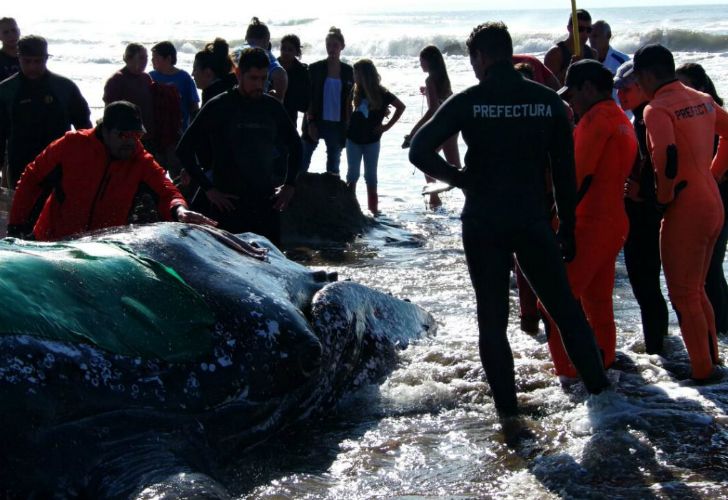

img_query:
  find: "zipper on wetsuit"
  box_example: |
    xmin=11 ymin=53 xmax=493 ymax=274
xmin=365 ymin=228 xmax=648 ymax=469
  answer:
xmin=86 ymin=159 xmax=112 ymax=230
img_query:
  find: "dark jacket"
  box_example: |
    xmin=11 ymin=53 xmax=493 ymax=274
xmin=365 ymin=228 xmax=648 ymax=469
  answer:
xmin=410 ymin=60 xmax=577 ymax=228
xmin=279 ymin=57 xmax=311 ymax=125
xmin=8 ymin=128 xmax=186 ymax=241
xmin=177 ymin=90 xmax=302 ymax=201
xmin=0 ymin=70 xmax=92 ymax=188
xmin=304 ymin=59 xmax=354 ymax=133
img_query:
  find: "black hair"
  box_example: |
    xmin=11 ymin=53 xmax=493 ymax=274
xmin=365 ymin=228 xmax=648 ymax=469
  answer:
xmin=246 ymin=17 xmax=270 ymax=42
xmin=677 ymin=63 xmax=724 ymax=106
xmin=633 ymin=44 xmax=675 ymax=80
xmin=238 ymin=46 xmax=270 ymax=74
xmin=326 ymin=26 xmax=345 ymax=47
xmin=281 ymin=34 xmax=302 ymax=58
xmin=466 ymin=22 xmax=513 ymax=61
xmin=567 ymin=9 xmax=592 ymax=25
xmin=419 ymin=45 xmax=452 ymax=99
xmin=194 ymin=38 xmax=233 ymax=78
xmin=151 ymin=41 xmax=177 ymax=65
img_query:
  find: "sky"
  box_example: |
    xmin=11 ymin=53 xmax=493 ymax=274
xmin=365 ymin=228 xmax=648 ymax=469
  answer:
xmin=9 ymin=0 xmax=728 ymax=19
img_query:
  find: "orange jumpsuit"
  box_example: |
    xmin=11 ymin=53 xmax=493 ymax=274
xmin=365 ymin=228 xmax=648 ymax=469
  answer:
xmin=645 ymin=81 xmax=728 ymax=380
xmin=545 ymin=99 xmax=637 ymax=376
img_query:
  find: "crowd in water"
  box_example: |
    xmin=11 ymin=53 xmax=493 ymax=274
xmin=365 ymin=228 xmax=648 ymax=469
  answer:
xmin=0 ymin=10 xmax=727 ymax=419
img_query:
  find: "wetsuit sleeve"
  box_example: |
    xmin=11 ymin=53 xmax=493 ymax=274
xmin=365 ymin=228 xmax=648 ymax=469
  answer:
xmin=408 ymin=94 xmax=465 ymax=187
xmin=69 ymin=83 xmax=92 ymax=130
xmin=0 ymin=96 xmax=7 ymax=168
xmin=710 ymin=103 xmax=728 ymax=181
xmin=574 ymin=110 xmax=610 ymax=202
xmin=275 ymin=103 xmax=302 ymax=186
xmin=8 ymin=137 xmax=66 ymax=230
xmin=643 ymin=104 xmax=678 ymax=205
xmin=139 ymin=155 xmax=188 ymax=220
xmin=175 ymin=106 xmax=214 ymax=191
xmin=547 ymin=99 xmax=578 ymax=231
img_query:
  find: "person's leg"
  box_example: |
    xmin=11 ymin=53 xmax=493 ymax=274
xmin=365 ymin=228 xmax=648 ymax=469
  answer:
xmin=661 ymin=204 xmax=722 ymax=379
xmin=705 ymin=197 xmax=728 ymax=334
xmin=320 ymin=121 xmax=345 ymax=176
xmin=462 ymin=217 xmax=518 ymax=416
xmin=517 ymin=220 xmax=610 ymax=392
xmin=301 ymin=137 xmax=318 ymax=174
xmin=514 ymin=261 xmax=540 ymax=333
xmin=624 ymin=200 xmax=669 ymax=353
xmin=363 ymin=141 xmax=380 ymax=214
xmin=345 ymin=140 xmax=363 ymax=187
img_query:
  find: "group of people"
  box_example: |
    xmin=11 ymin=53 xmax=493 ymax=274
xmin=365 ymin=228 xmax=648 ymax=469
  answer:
xmin=1 ymin=12 xmax=727 ymax=418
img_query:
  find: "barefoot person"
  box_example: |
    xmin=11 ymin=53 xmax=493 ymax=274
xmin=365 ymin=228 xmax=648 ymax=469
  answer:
xmin=406 ymin=45 xmax=461 ymax=209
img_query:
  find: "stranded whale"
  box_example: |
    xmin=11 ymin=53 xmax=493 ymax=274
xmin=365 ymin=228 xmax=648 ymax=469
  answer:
xmin=0 ymin=223 xmax=435 ymax=497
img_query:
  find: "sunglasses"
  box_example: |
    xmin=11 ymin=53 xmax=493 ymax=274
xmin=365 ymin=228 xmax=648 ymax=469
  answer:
xmin=579 ymin=26 xmax=593 ymax=33
xmin=117 ymin=130 xmax=144 ymax=140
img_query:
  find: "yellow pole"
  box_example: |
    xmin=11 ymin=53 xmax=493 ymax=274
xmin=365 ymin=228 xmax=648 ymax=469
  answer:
xmin=570 ymin=0 xmax=582 ymax=58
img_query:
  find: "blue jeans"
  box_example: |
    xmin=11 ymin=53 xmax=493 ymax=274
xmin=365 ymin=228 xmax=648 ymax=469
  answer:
xmin=345 ymin=140 xmax=380 ymax=187
xmin=302 ymin=120 xmax=346 ymax=175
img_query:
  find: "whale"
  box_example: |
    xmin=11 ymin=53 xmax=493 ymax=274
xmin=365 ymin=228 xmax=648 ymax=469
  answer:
xmin=0 ymin=223 xmax=435 ymax=497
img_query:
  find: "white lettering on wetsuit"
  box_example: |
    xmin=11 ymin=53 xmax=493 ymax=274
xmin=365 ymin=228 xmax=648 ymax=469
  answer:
xmin=472 ymin=104 xmax=553 ymax=118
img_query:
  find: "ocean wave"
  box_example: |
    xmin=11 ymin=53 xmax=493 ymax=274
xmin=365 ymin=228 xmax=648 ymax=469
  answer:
xmin=626 ymin=29 xmax=728 ymax=53
xmin=271 ymin=17 xmax=317 ymax=27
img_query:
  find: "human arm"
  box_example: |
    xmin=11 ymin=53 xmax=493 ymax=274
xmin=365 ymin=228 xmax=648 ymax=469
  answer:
xmin=272 ymin=100 xmax=302 ymax=211
xmin=408 ymin=79 xmax=440 ymax=137
xmin=643 ymin=104 xmax=679 ymax=205
xmin=269 ymin=67 xmax=288 ymax=103
xmin=69 ymin=82 xmax=92 ymax=130
xmin=710 ymin=102 xmax=728 ymax=181
xmin=408 ymin=94 xmax=465 ymax=188
xmin=548 ymin=96 xmax=578 ymax=261
xmin=380 ymin=95 xmax=406 ymax=134
xmin=7 ymin=136 xmax=67 ymax=236
xmin=543 ymin=46 xmax=564 ymax=85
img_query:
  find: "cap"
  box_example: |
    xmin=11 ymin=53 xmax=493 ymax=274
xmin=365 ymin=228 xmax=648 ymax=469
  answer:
xmin=557 ymin=59 xmax=613 ymax=96
xmin=614 ymin=60 xmax=637 ymax=89
xmin=17 ymin=35 xmax=48 ymax=57
xmin=633 ymin=43 xmax=674 ymax=73
xmin=101 ymin=101 xmax=146 ymax=133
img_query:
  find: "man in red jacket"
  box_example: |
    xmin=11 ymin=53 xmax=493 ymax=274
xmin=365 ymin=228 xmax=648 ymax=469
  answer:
xmin=8 ymin=100 xmax=215 ymax=241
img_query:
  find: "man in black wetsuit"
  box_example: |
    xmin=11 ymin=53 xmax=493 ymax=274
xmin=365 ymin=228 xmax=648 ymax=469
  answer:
xmin=0 ymin=35 xmax=91 ymax=188
xmin=409 ymin=22 xmax=610 ymax=417
xmin=176 ymin=47 xmax=301 ymax=247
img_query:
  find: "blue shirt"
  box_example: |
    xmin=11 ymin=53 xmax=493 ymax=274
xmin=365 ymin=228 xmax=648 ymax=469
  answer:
xmin=150 ymin=69 xmax=200 ymax=131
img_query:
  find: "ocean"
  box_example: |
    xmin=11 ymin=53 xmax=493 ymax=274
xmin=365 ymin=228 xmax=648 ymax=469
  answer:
xmin=4 ymin=4 xmax=728 ymax=498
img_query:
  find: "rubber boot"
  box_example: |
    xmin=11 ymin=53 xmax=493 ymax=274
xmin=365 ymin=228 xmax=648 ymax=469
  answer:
xmin=367 ymin=185 xmax=379 ymax=215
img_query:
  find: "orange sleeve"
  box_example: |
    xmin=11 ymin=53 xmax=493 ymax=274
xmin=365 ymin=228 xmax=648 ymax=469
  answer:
xmin=9 ymin=135 xmax=68 ymax=228
xmin=643 ymin=104 xmax=677 ymax=205
xmin=574 ymin=111 xmax=610 ymax=190
xmin=710 ymin=102 xmax=728 ymax=181
xmin=139 ymin=155 xmax=188 ymax=221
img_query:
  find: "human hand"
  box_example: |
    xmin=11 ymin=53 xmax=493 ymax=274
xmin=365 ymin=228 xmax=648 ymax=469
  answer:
xmin=272 ymin=184 xmax=295 ymax=211
xmin=205 ymin=188 xmax=238 ymax=212
xmin=175 ymin=206 xmax=218 ymax=226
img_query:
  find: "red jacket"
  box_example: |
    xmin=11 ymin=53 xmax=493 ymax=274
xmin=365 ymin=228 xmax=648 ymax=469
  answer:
xmin=9 ymin=128 xmax=187 ymax=241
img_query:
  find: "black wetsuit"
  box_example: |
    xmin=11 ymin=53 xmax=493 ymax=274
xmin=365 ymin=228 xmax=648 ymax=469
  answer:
xmin=623 ymin=103 xmax=669 ymax=353
xmin=0 ymin=51 xmax=19 ymax=82
xmin=0 ymin=70 xmax=91 ymax=188
xmin=409 ymin=60 xmax=610 ymax=415
xmin=279 ymin=57 xmax=310 ymax=127
xmin=201 ymin=73 xmax=237 ymax=107
xmin=176 ymin=88 xmax=302 ymax=247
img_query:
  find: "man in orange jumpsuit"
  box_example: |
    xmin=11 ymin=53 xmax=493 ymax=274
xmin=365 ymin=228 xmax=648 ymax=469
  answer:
xmin=635 ymin=44 xmax=728 ymax=381
xmin=545 ymin=60 xmax=638 ymax=377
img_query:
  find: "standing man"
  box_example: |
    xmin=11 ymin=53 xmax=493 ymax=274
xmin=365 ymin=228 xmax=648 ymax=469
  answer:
xmin=176 ymin=47 xmax=301 ymax=248
xmin=8 ymin=101 xmax=214 ymax=241
xmin=409 ymin=22 xmax=610 ymax=417
xmin=0 ymin=17 xmax=19 ymax=81
xmin=544 ymin=9 xmax=597 ymax=85
xmin=634 ymin=44 xmax=728 ymax=381
xmin=588 ymin=21 xmax=629 ymax=75
xmin=614 ymin=61 xmax=669 ymax=355
xmin=544 ymin=60 xmax=637 ymax=377
xmin=0 ymin=35 xmax=91 ymax=189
